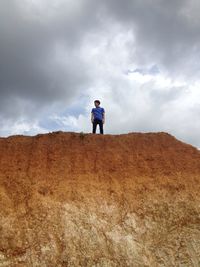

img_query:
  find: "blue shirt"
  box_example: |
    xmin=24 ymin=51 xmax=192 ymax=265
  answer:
xmin=91 ymin=107 xmax=105 ymax=120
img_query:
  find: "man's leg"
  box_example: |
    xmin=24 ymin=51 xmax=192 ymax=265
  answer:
xmin=92 ymin=119 xmax=97 ymax=133
xmin=99 ymin=120 xmax=104 ymax=134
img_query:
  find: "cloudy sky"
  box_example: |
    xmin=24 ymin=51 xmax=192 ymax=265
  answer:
xmin=0 ymin=0 xmax=200 ymax=147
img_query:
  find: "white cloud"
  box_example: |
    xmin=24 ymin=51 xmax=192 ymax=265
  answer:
xmin=0 ymin=118 xmax=48 ymax=137
xmin=50 ymin=114 xmax=79 ymax=129
xmin=54 ymin=68 xmax=200 ymax=147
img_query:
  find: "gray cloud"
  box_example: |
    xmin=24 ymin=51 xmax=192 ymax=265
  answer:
xmin=0 ymin=0 xmax=101 ymax=119
xmin=101 ymin=0 xmax=200 ymax=76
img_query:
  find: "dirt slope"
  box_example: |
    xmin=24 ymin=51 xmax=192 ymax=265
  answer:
xmin=0 ymin=131 xmax=200 ymax=266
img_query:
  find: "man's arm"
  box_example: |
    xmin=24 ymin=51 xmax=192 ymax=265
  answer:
xmin=91 ymin=112 xmax=94 ymax=123
xmin=102 ymin=112 xmax=105 ymax=124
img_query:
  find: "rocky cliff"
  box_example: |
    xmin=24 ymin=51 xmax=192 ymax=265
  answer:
xmin=0 ymin=131 xmax=200 ymax=267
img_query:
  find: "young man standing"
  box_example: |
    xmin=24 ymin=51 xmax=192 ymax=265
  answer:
xmin=91 ymin=100 xmax=105 ymax=134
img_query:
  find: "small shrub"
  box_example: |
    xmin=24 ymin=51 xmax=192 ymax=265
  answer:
xmin=79 ymin=131 xmax=86 ymax=140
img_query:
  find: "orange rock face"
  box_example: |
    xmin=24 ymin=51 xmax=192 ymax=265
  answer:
xmin=0 ymin=131 xmax=200 ymax=266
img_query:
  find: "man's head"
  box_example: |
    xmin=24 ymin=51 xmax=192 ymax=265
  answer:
xmin=94 ymin=100 xmax=100 ymax=107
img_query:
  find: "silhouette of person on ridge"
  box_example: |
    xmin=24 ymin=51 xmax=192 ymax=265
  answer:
xmin=91 ymin=100 xmax=105 ymax=134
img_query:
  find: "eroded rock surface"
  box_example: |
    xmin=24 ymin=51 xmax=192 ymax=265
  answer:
xmin=0 ymin=132 xmax=200 ymax=266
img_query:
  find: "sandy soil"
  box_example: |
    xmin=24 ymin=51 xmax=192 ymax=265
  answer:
xmin=0 ymin=131 xmax=200 ymax=266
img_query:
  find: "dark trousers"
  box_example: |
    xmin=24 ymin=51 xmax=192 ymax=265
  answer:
xmin=92 ymin=119 xmax=104 ymax=134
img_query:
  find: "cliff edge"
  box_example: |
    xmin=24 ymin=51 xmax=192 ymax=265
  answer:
xmin=0 ymin=132 xmax=200 ymax=266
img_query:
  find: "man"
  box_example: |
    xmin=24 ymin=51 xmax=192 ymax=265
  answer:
xmin=91 ymin=100 xmax=105 ymax=134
